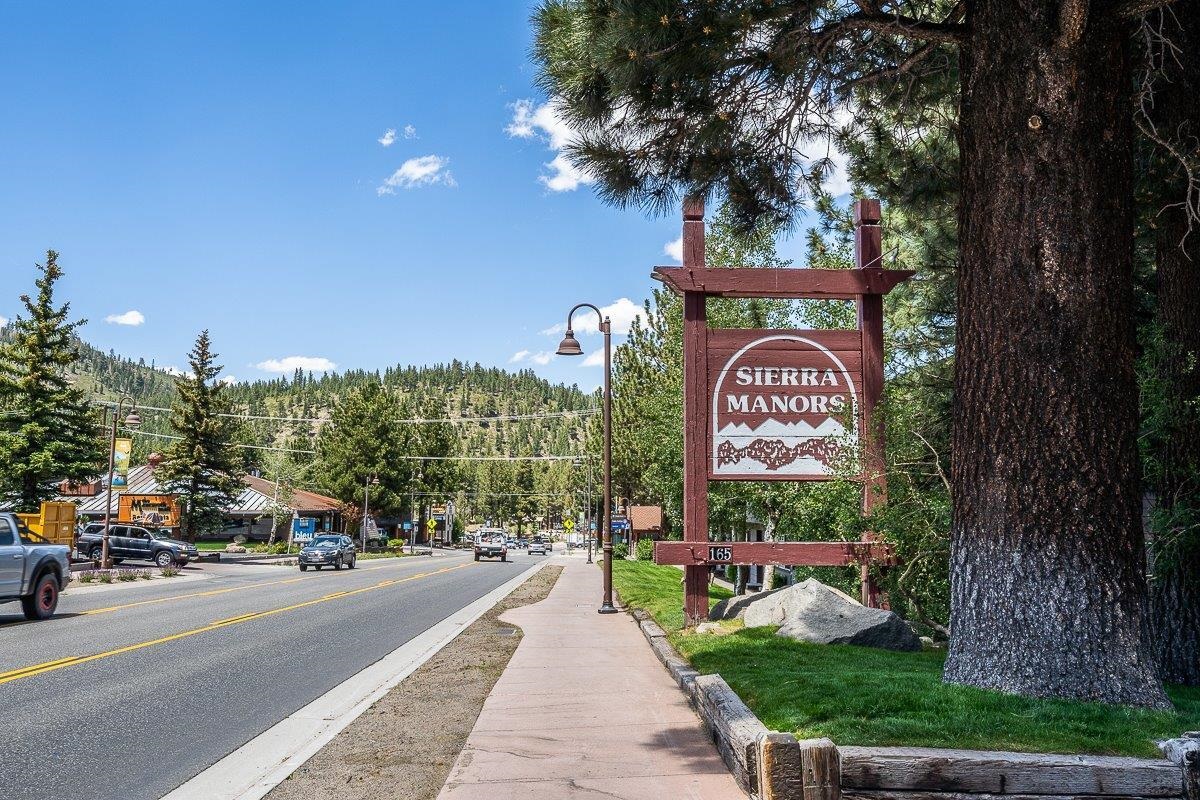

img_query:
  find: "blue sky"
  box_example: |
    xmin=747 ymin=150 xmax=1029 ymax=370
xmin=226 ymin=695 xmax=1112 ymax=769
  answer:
xmin=0 ymin=1 xmax=821 ymax=390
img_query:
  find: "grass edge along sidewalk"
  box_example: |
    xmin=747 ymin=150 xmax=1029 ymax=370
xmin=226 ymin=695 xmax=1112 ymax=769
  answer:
xmin=610 ymin=558 xmax=1200 ymax=759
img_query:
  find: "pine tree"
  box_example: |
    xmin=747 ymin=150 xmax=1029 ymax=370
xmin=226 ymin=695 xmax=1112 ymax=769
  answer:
xmin=0 ymin=251 xmax=105 ymax=511
xmin=158 ymin=331 xmax=244 ymax=540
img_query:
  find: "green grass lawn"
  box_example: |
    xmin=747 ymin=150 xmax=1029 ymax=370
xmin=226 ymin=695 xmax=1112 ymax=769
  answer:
xmin=612 ymin=559 xmax=1200 ymax=758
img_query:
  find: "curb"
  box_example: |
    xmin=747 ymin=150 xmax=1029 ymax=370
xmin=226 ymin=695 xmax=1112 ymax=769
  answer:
xmin=163 ymin=560 xmax=548 ymax=800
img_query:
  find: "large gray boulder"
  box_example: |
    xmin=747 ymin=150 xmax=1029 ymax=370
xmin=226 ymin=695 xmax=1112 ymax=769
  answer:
xmin=709 ymin=587 xmax=784 ymax=621
xmin=739 ymin=578 xmax=920 ymax=651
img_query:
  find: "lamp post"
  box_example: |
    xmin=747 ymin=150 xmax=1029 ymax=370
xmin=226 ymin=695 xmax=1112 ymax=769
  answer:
xmin=101 ymin=397 xmax=141 ymax=569
xmin=572 ymin=457 xmax=595 ymax=564
xmin=556 ymin=304 xmax=616 ymax=614
xmin=362 ymin=474 xmax=378 ymax=554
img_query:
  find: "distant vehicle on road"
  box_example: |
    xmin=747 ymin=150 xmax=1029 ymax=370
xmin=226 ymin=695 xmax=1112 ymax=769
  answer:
xmin=77 ymin=523 xmax=199 ymax=568
xmin=474 ymin=531 xmax=508 ymax=562
xmin=299 ymin=535 xmax=357 ymax=571
xmin=0 ymin=512 xmax=72 ymax=620
xmin=527 ymin=537 xmax=549 ymax=556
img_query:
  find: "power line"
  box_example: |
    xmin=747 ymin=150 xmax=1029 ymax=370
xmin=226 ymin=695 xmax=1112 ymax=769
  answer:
xmin=119 ymin=427 xmax=588 ymax=461
xmin=96 ymin=399 xmax=598 ymax=425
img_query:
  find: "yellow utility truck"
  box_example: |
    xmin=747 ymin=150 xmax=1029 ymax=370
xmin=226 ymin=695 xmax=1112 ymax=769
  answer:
xmin=16 ymin=501 xmax=77 ymax=547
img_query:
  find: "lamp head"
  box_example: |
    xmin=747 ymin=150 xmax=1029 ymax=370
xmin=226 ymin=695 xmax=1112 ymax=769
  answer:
xmin=125 ymin=410 xmax=142 ymax=429
xmin=556 ymin=329 xmax=583 ymax=356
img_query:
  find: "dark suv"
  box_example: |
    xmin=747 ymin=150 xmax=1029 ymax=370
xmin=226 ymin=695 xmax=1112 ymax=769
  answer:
xmin=298 ymin=534 xmax=357 ymax=571
xmin=77 ymin=523 xmax=199 ymax=568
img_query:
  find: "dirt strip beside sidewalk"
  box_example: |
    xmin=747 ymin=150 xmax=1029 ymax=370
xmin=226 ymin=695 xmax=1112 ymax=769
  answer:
xmin=265 ymin=565 xmax=563 ymax=800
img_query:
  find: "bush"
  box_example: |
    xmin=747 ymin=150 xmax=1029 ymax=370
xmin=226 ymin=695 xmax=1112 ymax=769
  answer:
xmin=78 ymin=570 xmax=96 ymax=583
xmin=266 ymin=541 xmax=289 ymax=555
xmin=724 ymin=565 xmax=737 ymax=583
xmin=635 ymin=538 xmax=655 ymax=561
xmin=160 ymin=564 xmax=182 ymax=577
xmin=116 ymin=570 xmax=138 ymax=582
xmin=611 ymin=542 xmax=629 ymax=560
xmin=98 ymin=571 xmax=114 ymax=584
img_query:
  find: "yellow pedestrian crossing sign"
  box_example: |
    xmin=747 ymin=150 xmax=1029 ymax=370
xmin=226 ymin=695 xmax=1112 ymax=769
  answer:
xmin=563 ymin=518 xmax=575 ymax=531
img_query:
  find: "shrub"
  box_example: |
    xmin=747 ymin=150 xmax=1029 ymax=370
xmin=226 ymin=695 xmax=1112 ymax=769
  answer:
xmin=98 ymin=571 xmax=114 ymax=584
xmin=78 ymin=571 xmax=96 ymax=583
xmin=138 ymin=569 xmax=153 ymax=580
xmin=611 ymin=542 xmax=629 ymax=560
xmin=635 ymin=538 xmax=655 ymax=561
xmin=266 ymin=541 xmax=289 ymax=555
xmin=117 ymin=570 xmax=138 ymax=582
xmin=725 ymin=565 xmax=737 ymax=583
xmin=160 ymin=564 xmax=182 ymax=577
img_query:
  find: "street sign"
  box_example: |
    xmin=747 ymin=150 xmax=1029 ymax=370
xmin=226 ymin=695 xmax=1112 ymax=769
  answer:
xmin=563 ymin=518 xmax=575 ymax=531
xmin=654 ymin=540 xmax=896 ymax=567
xmin=426 ymin=518 xmax=437 ymax=530
xmin=403 ymin=521 xmax=412 ymax=531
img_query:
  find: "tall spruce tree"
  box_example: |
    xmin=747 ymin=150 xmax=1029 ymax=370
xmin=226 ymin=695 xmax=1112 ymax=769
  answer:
xmin=158 ymin=331 xmax=244 ymax=540
xmin=536 ymin=0 xmax=1170 ymax=708
xmin=0 ymin=252 xmax=105 ymax=511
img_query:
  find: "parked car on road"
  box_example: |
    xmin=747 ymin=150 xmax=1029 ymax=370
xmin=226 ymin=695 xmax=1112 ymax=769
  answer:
xmin=0 ymin=512 xmax=72 ymax=620
xmin=299 ymin=535 xmax=357 ymax=571
xmin=528 ymin=537 xmax=549 ymax=556
xmin=77 ymin=523 xmax=199 ymax=567
xmin=474 ymin=533 xmax=508 ymax=562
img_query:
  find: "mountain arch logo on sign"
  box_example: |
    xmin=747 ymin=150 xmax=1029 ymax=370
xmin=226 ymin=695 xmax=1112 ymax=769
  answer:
xmin=709 ymin=330 xmax=861 ymax=479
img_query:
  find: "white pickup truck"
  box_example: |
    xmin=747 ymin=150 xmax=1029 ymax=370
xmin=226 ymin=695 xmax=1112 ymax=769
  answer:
xmin=0 ymin=512 xmax=72 ymax=620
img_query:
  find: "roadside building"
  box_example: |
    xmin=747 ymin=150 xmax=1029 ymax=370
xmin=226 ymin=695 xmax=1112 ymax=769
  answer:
xmin=47 ymin=463 xmax=342 ymax=540
xmin=628 ymin=505 xmax=664 ymax=549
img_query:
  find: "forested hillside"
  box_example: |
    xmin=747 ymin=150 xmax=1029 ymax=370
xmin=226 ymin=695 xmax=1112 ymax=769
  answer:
xmin=70 ymin=338 xmax=597 ymax=527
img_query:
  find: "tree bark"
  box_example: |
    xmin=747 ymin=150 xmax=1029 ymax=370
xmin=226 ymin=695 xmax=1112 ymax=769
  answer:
xmin=945 ymin=0 xmax=1169 ymax=707
xmin=1148 ymin=0 xmax=1200 ymax=687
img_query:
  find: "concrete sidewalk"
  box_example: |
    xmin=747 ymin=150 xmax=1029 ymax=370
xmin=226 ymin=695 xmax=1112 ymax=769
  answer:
xmin=437 ymin=557 xmax=744 ymax=799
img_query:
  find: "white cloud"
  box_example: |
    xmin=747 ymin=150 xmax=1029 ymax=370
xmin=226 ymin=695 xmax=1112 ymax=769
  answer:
xmin=403 ymin=124 xmax=417 ymax=139
xmin=378 ymin=128 xmax=397 ymax=147
xmin=664 ymin=236 xmax=683 ymax=263
xmin=506 ymin=98 xmax=593 ymax=192
xmin=105 ymin=310 xmax=145 ymax=326
xmin=219 ymin=375 xmax=237 ymax=385
xmin=255 ymin=355 xmax=338 ymax=373
xmin=160 ymin=365 xmax=185 ymax=376
xmin=508 ymin=349 xmax=531 ymax=363
xmin=580 ymin=349 xmax=604 ymax=368
xmin=529 ymin=351 xmax=554 ymax=366
xmin=0 ymin=315 xmax=8 ymax=328
xmin=377 ymin=155 xmax=456 ymax=194
xmin=540 ymin=297 xmax=642 ymax=337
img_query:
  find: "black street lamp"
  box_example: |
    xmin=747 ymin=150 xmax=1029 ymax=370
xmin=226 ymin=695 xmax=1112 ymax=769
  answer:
xmin=362 ymin=474 xmax=379 ymax=554
xmin=556 ymin=304 xmax=616 ymax=614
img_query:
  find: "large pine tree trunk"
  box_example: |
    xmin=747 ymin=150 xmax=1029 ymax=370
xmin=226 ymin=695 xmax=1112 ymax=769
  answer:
xmin=945 ymin=0 xmax=1169 ymax=707
xmin=1152 ymin=202 xmax=1200 ymax=686
xmin=1148 ymin=2 xmax=1200 ymax=687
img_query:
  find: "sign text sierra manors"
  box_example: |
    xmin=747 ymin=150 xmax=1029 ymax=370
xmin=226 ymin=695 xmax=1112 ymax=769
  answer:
xmin=708 ymin=329 xmax=861 ymax=480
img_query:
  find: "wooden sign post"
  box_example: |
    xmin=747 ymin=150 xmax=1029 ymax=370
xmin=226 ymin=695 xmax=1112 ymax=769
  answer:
xmin=653 ymin=198 xmax=913 ymax=626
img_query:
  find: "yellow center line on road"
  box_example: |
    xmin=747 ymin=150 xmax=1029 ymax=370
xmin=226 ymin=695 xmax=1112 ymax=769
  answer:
xmin=75 ymin=555 xmax=456 ymax=617
xmin=0 ymin=562 xmax=473 ymax=687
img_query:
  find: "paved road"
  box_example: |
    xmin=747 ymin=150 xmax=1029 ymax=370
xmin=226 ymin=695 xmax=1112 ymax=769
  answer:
xmin=0 ymin=550 xmax=545 ymax=800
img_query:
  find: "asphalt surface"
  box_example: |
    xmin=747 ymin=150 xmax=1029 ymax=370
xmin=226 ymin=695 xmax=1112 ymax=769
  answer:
xmin=0 ymin=549 xmax=546 ymax=800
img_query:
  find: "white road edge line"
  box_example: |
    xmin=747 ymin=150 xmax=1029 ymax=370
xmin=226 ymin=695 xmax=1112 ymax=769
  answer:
xmin=161 ymin=559 xmax=548 ymax=800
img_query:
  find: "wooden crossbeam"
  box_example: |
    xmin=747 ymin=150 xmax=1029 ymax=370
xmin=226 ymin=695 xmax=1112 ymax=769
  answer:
xmin=652 ymin=267 xmax=915 ymax=299
xmin=654 ymin=540 xmax=897 ymax=568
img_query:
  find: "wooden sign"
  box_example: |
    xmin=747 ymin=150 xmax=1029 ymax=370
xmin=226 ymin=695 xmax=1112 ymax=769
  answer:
xmin=709 ymin=329 xmax=861 ymax=480
xmin=118 ymin=494 xmax=181 ymax=528
xmin=652 ymin=198 xmax=913 ymax=624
